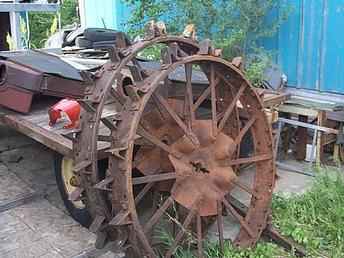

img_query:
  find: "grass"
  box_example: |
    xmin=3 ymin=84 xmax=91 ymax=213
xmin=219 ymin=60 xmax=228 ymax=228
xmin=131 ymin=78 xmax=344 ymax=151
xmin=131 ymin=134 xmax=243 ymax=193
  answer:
xmin=159 ymin=168 xmax=344 ymax=257
xmin=273 ymin=168 xmax=344 ymax=258
xmin=158 ymin=228 xmax=292 ymax=258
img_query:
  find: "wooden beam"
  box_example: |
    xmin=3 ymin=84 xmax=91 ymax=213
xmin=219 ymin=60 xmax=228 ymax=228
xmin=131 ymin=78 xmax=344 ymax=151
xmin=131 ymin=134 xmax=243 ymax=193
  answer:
xmin=263 ymin=93 xmax=291 ymax=108
xmin=278 ymin=118 xmax=339 ymax=135
xmin=295 ymin=115 xmax=308 ymax=160
xmin=316 ymin=111 xmax=327 ymax=165
xmin=0 ymin=113 xmax=73 ymax=157
xmin=278 ymin=105 xmax=318 ymax=117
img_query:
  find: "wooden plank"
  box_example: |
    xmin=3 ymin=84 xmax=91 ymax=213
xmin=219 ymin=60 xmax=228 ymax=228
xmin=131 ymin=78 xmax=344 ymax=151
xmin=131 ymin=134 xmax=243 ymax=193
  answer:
xmin=263 ymin=93 xmax=291 ymax=108
xmin=278 ymin=104 xmax=318 ymax=117
xmin=0 ymin=99 xmax=116 ymax=158
xmin=0 ymin=113 xmax=73 ymax=157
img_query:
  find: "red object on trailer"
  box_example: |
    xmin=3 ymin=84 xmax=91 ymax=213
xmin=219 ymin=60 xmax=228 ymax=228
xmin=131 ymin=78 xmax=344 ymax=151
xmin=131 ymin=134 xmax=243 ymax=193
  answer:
xmin=48 ymin=99 xmax=81 ymax=129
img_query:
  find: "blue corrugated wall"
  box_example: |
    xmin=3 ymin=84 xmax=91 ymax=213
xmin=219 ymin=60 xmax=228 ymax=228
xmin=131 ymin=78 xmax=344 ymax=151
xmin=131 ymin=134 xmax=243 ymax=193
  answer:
xmin=83 ymin=0 xmax=344 ymax=94
xmin=264 ymin=0 xmax=344 ymax=94
xmin=83 ymin=0 xmax=130 ymax=30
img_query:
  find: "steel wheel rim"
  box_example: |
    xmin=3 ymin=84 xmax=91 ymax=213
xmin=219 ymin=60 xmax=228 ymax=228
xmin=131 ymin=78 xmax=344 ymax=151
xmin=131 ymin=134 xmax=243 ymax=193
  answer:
xmin=73 ymin=36 xmax=202 ymax=245
xmin=111 ymin=57 xmax=275 ymax=257
xmin=73 ymin=35 xmax=275 ymax=256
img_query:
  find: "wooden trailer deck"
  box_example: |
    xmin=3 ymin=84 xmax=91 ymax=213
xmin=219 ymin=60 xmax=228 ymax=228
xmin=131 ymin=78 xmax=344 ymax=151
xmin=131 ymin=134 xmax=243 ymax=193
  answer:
xmin=0 ymin=91 xmax=289 ymax=159
xmin=0 ymin=97 xmax=114 ymax=158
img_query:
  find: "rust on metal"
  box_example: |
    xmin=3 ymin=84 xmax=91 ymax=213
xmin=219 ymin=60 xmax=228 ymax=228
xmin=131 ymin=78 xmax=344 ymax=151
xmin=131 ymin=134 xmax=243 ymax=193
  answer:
xmin=0 ymin=53 xmax=87 ymax=113
xmin=73 ymin=33 xmax=275 ymax=257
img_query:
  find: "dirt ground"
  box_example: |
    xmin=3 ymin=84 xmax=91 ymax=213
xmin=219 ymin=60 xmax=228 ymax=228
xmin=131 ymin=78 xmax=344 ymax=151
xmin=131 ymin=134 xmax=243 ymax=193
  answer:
xmin=0 ymin=125 xmax=313 ymax=258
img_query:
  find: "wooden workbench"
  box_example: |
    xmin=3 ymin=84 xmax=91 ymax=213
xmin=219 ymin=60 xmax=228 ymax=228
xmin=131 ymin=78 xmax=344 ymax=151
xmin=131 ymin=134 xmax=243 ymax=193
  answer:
xmin=277 ymin=95 xmax=344 ymax=164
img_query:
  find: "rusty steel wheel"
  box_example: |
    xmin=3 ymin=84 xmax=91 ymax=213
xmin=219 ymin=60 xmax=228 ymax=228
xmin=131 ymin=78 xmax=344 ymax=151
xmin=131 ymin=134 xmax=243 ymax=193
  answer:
xmin=73 ymin=36 xmax=275 ymax=257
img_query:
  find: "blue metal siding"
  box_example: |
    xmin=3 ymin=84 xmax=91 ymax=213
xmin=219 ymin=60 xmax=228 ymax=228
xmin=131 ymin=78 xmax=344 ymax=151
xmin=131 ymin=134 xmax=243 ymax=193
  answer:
xmin=320 ymin=0 xmax=344 ymax=93
xmin=297 ymin=0 xmax=324 ymax=90
xmin=84 ymin=0 xmax=344 ymax=94
xmin=274 ymin=0 xmax=344 ymax=94
xmin=84 ymin=0 xmax=116 ymax=28
xmin=83 ymin=0 xmax=131 ymax=30
xmin=277 ymin=0 xmax=301 ymax=87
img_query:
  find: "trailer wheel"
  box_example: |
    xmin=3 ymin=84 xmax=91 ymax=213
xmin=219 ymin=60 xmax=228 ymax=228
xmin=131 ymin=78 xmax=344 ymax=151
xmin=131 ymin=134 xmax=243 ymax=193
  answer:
xmin=54 ymin=154 xmax=107 ymax=228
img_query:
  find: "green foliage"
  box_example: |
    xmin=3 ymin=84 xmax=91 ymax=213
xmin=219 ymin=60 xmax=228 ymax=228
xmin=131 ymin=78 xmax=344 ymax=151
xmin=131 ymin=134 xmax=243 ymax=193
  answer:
xmin=6 ymin=33 xmax=15 ymax=51
xmin=137 ymin=43 xmax=165 ymax=60
xmin=157 ymin=227 xmax=293 ymax=258
xmin=245 ymin=50 xmax=272 ymax=87
xmin=123 ymin=0 xmax=291 ymax=86
xmin=28 ymin=0 xmax=79 ymax=48
xmin=273 ymin=169 xmax=344 ymax=258
xmin=204 ymin=241 xmax=293 ymax=258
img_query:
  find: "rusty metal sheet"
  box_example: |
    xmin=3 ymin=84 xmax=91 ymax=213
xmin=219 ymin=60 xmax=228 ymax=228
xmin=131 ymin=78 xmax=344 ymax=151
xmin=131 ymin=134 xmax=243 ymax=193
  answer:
xmin=0 ymin=85 xmax=33 ymax=113
xmin=0 ymin=50 xmax=84 ymax=81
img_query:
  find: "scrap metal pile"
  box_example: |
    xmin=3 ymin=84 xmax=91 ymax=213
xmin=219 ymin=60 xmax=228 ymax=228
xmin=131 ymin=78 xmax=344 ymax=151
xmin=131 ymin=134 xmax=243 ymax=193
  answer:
xmin=71 ymin=29 xmax=275 ymax=257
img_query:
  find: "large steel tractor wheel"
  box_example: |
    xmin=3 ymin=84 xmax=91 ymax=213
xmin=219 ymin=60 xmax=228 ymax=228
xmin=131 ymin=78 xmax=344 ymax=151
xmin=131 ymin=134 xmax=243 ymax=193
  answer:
xmin=73 ymin=35 xmax=275 ymax=257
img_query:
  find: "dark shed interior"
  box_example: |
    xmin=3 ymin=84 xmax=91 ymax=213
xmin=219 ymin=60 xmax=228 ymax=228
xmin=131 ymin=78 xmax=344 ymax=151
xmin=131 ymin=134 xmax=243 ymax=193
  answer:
xmin=0 ymin=13 xmax=10 ymax=51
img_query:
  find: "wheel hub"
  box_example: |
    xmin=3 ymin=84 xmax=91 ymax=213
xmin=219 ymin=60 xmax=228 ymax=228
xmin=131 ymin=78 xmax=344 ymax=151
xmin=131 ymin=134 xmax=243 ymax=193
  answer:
xmin=169 ymin=120 xmax=238 ymax=216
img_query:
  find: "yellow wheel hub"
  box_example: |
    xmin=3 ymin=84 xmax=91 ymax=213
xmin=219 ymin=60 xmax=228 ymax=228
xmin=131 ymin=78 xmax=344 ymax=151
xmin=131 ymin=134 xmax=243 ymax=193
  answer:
xmin=61 ymin=157 xmax=85 ymax=209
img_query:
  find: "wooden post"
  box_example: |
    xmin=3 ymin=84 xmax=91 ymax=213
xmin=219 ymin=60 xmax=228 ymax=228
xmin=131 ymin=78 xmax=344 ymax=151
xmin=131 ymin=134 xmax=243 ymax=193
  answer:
xmin=9 ymin=0 xmax=22 ymax=50
xmin=295 ymin=115 xmax=308 ymax=160
xmin=281 ymin=112 xmax=290 ymax=159
xmin=316 ymin=111 xmax=327 ymax=165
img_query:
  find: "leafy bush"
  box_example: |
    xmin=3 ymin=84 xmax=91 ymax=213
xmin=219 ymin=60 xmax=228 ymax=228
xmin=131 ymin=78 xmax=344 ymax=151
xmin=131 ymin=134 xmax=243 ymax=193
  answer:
xmin=28 ymin=0 xmax=79 ymax=48
xmin=123 ymin=0 xmax=291 ymax=86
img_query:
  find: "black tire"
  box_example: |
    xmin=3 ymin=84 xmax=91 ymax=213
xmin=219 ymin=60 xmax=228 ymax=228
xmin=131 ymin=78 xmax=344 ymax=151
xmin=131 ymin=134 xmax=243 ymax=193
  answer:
xmin=54 ymin=154 xmax=108 ymax=228
xmin=54 ymin=154 xmax=92 ymax=227
xmin=84 ymin=28 xmax=131 ymax=46
xmin=84 ymin=28 xmax=118 ymax=42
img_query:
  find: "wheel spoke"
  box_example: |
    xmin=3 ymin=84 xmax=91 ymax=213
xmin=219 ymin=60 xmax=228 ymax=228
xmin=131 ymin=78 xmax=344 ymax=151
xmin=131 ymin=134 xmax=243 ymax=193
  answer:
xmin=137 ymin=126 xmax=183 ymax=159
xmin=132 ymin=172 xmax=176 ymax=185
xmin=165 ymin=207 xmax=197 ymax=258
xmin=185 ymin=63 xmax=195 ymax=127
xmin=151 ymin=94 xmax=169 ymax=122
xmin=135 ymin=182 xmax=155 ymax=204
xmin=144 ymin=196 xmax=174 ymax=234
xmin=234 ymin=115 xmax=257 ymax=147
xmin=229 ymin=84 xmax=242 ymax=173
xmin=97 ymin=135 xmax=112 ymax=142
xmin=134 ymin=223 xmax=156 ymax=257
xmin=228 ymin=154 xmax=273 ymax=166
xmin=193 ymin=78 xmax=220 ymax=112
xmin=222 ymin=198 xmax=255 ymax=238
xmin=153 ymin=92 xmax=199 ymax=146
xmin=231 ymin=181 xmax=258 ymax=199
xmin=218 ymin=82 xmax=247 ymax=133
xmin=210 ymin=63 xmax=217 ymax=137
xmin=217 ymin=201 xmax=225 ymax=257
xmin=197 ymin=214 xmax=204 ymax=258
